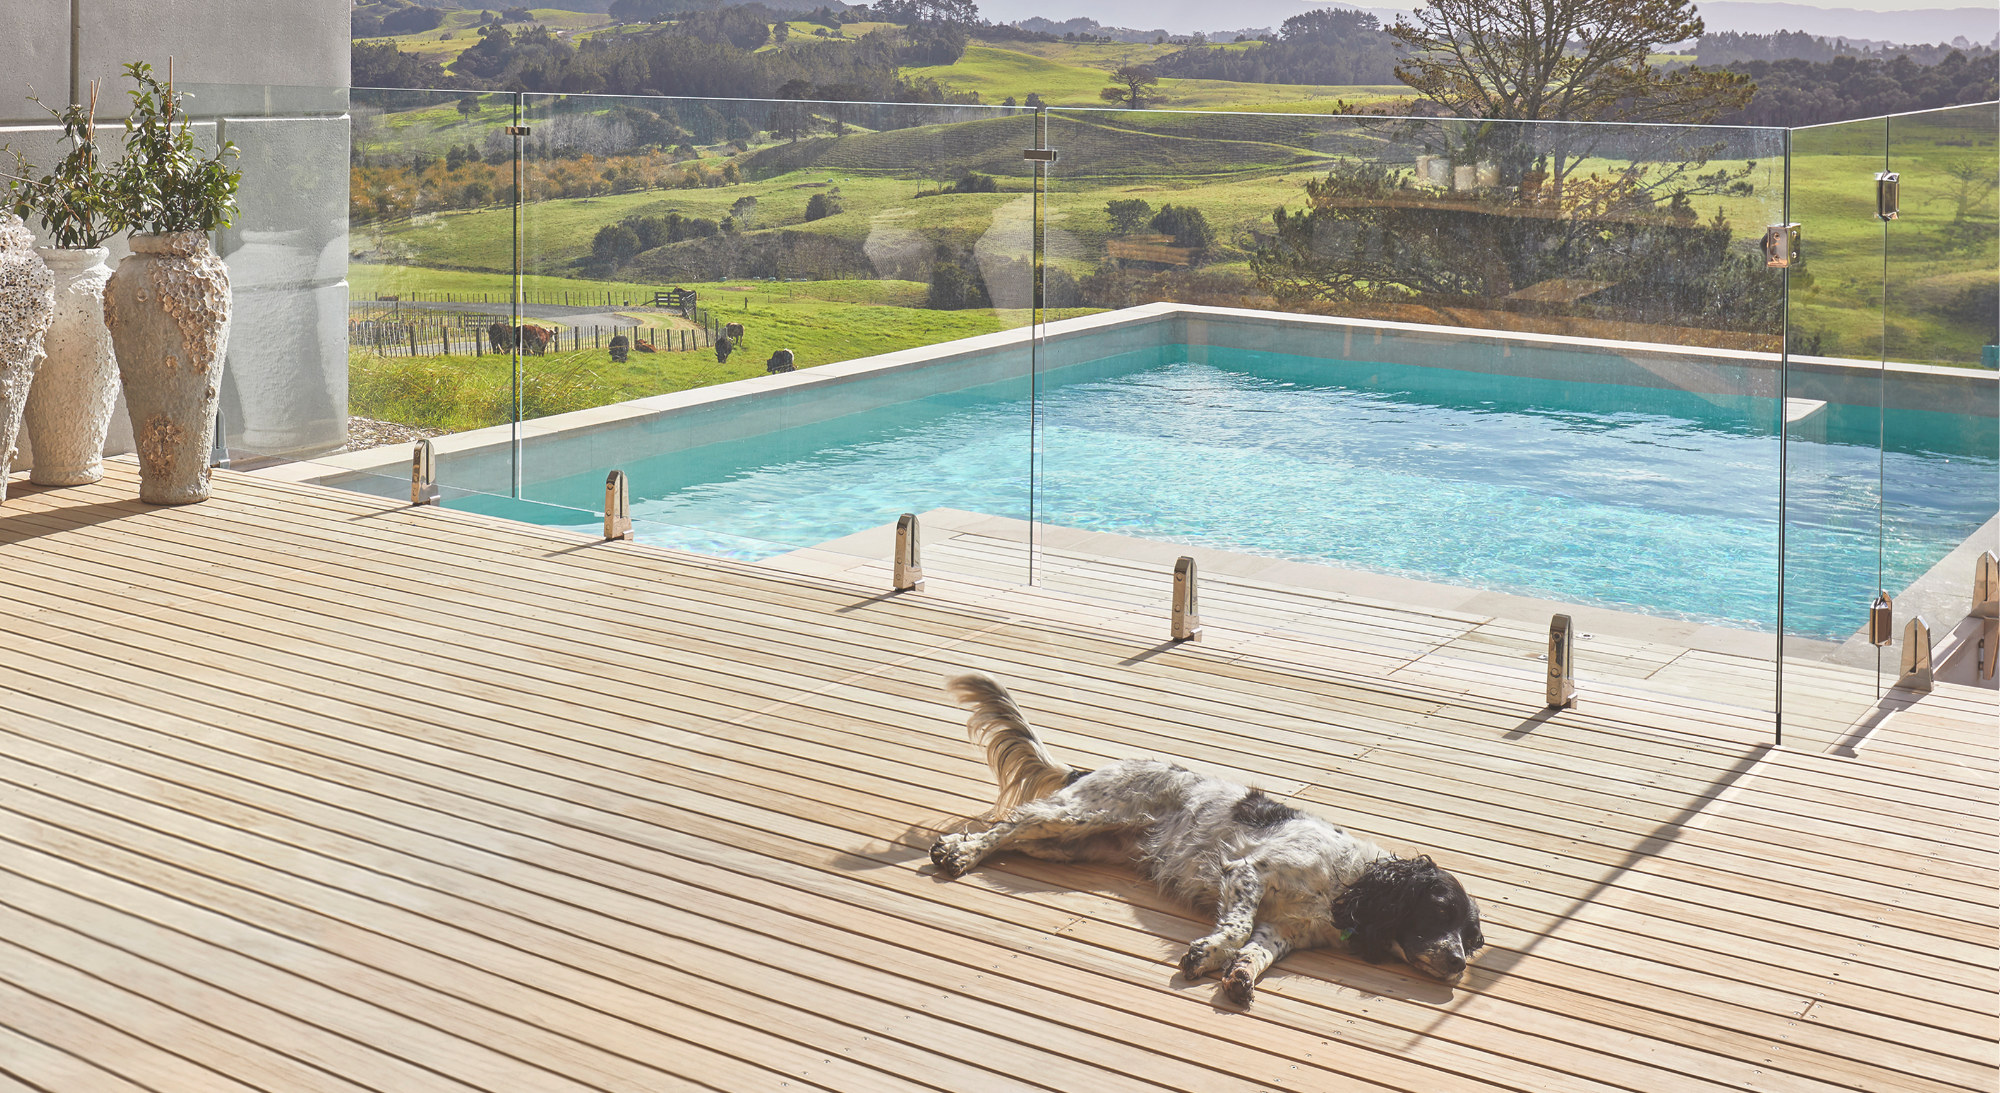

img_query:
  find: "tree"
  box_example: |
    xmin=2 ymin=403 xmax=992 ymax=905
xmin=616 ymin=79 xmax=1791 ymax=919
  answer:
xmin=592 ymin=223 xmax=642 ymax=266
xmin=1150 ymin=204 xmax=1213 ymax=252
xmin=1105 ymin=198 xmax=1152 ymax=234
xmin=351 ymin=42 xmax=455 ymax=89
xmin=1388 ymin=0 xmax=1752 ymax=124
xmin=1100 ymin=66 xmax=1160 ymax=109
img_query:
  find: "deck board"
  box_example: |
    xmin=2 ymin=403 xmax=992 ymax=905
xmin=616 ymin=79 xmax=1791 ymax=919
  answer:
xmin=1 ymin=461 xmax=1994 ymax=1093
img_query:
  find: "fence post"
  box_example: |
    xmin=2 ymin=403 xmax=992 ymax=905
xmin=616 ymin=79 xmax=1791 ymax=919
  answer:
xmin=408 ymin=324 xmax=418 ymax=357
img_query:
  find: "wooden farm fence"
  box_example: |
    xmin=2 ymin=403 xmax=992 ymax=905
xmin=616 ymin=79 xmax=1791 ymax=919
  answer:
xmin=350 ymin=296 xmax=723 ymax=358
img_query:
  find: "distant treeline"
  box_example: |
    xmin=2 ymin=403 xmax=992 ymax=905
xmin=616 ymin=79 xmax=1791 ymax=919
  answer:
xmin=1151 ymin=9 xmax=1399 ymax=85
xmin=1717 ymin=51 xmax=1998 ymax=127
xmin=353 ymin=10 xmax=979 ymax=102
xmin=1695 ymin=29 xmax=1997 ymax=67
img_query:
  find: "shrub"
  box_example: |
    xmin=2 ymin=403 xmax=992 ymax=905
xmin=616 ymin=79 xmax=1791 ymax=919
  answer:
xmin=950 ymin=171 xmax=999 ymax=194
xmin=804 ymin=191 xmax=843 ymax=221
xmin=1150 ymin=204 xmax=1213 ymax=252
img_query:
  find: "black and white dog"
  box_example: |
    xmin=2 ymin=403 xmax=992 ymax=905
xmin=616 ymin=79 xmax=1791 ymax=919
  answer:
xmin=929 ymin=673 xmax=1484 ymax=1003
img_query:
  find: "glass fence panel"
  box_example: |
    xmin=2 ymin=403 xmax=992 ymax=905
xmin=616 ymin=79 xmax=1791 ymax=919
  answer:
xmin=166 ymin=84 xmax=352 ymax=467
xmin=1782 ymin=116 xmax=1889 ymax=734
xmin=1883 ymin=104 xmax=1999 ymax=689
xmin=345 ymin=86 xmax=524 ymax=500
xmin=1887 ymin=103 xmax=1999 ymax=372
xmin=1040 ymin=108 xmax=1792 ymax=726
xmin=510 ymin=94 xmax=1040 ymax=585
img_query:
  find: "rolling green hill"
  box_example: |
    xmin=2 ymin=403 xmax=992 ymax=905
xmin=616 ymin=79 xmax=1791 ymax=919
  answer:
xmin=901 ymin=42 xmax=1415 ymax=112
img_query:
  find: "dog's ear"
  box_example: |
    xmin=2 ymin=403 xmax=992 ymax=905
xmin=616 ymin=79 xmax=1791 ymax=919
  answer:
xmin=1332 ymin=855 xmax=1450 ymax=963
xmin=1462 ymin=896 xmax=1484 ymax=952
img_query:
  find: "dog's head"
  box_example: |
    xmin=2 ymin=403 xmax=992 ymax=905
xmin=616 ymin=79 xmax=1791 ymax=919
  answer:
xmin=1331 ymin=855 xmax=1483 ymax=983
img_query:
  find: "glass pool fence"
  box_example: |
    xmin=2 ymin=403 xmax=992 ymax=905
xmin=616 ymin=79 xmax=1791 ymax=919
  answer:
xmin=12 ymin=84 xmax=1990 ymax=740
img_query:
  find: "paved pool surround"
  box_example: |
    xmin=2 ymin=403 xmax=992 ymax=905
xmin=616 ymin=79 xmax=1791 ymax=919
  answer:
xmin=272 ymin=302 xmax=1999 ymax=501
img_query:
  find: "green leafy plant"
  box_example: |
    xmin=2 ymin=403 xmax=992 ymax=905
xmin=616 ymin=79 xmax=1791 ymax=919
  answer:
xmin=5 ymin=83 xmax=124 ymax=248
xmin=109 ymin=62 xmax=241 ymax=235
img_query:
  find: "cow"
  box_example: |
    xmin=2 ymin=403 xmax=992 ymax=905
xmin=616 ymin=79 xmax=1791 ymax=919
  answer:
xmin=488 ymin=321 xmax=513 ymax=352
xmin=765 ymin=348 xmax=795 ymax=374
xmin=724 ymin=321 xmax=745 ymax=345
xmin=635 ymin=339 xmax=657 ymax=353
xmin=517 ymin=324 xmax=553 ymax=355
xmin=715 ymin=335 xmax=735 ymax=364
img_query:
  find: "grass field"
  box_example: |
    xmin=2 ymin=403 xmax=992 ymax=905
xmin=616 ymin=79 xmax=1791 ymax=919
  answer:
xmin=347 ymin=25 xmax=1993 ymax=372
xmin=350 ymin=263 xmax=1100 ymax=429
xmin=902 ymin=43 xmax=1416 ymax=111
xmin=1785 ymin=107 xmax=1998 ymax=366
xmin=355 ymin=8 xmax=613 ymax=66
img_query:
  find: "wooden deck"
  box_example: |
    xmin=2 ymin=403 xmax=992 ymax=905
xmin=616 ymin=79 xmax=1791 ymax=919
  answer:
xmin=1 ymin=460 xmax=1993 ymax=1093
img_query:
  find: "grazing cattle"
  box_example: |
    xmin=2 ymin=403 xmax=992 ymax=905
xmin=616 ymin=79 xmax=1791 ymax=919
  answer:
xmin=609 ymin=334 xmax=630 ymax=363
xmin=635 ymin=338 xmax=656 ymax=353
xmin=488 ymin=321 xmax=513 ymax=351
xmin=724 ymin=321 xmax=745 ymax=344
xmin=715 ymin=335 xmax=735 ymax=364
xmin=764 ymin=348 xmax=795 ymax=374
xmin=517 ymin=324 xmax=553 ymax=355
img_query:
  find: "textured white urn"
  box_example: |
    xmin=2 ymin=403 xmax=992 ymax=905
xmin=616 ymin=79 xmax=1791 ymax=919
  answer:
xmin=104 ymin=231 xmax=232 ymax=505
xmin=25 ymin=247 xmax=119 ymax=485
xmin=0 ymin=214 xmax=56 ymax=503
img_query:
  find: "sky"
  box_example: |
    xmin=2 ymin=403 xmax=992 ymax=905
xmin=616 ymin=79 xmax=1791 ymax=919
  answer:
xmin=977 ymin=0 xmax=2000 ymax=41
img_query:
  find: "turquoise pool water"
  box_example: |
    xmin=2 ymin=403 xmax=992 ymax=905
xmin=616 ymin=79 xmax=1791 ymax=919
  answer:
xmin=466 ymin=347 xmax=1997 ymax=642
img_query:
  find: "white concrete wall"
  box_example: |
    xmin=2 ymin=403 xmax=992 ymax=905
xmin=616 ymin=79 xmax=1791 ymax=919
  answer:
xmin=1 ymin=0 xmax=351 ymax=465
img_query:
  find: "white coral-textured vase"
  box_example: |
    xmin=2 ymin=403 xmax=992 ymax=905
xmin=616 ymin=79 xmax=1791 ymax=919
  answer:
xmin=105 ymin=231 xmax=232 ymax=505
xmin=25 ymin=247 xmax=118 ymax=485
xmin=0 ymin=214 xmax=56 ymax=503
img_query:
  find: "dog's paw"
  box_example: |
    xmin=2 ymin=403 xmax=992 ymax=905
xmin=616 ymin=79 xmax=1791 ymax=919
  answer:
xmin=929 ymin=834 xmax=978 ymax=877
xmin=1179 ymin=935 xmax=1236 ymax=979
xmin=1221 ymin=966 xmax=1258 ymax=1006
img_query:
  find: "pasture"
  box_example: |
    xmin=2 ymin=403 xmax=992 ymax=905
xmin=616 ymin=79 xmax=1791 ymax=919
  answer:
xmin=348 ymin=263 xmax=1094 ymax=429
xmin=902 ymin=42 xmax=1417 ymax=111
xmin=351 ymin=95 xmax=1994 ymax=413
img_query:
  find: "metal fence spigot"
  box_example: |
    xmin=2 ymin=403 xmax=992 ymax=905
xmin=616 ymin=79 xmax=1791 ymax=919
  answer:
xmin=604 ymin=470 xmax=633 ymax=541
xmin=1172 ymin=556 xmax=1202 ymax=642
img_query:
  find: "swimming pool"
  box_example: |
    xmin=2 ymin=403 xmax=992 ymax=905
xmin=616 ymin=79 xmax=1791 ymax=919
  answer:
xmin=463 ymin=342 xmax=1997 ymax=643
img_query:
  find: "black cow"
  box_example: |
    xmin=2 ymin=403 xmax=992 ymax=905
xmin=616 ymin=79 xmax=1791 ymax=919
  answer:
xmin=488 ymin=321 xmax=513 ymax=351
xmin=715 ymin=335 xmax=735 ymax=364
xmin=765 ymin=348 xmax=795 ymax=374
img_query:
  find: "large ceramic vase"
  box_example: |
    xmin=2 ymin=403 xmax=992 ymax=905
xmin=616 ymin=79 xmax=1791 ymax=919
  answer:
xmin=104 ymin=231 xmax=232 ymax=505
xmin=24 ymin=247 xmax=119 ymax=485
xmin=0 ymin=214 xmax=55 ymax=503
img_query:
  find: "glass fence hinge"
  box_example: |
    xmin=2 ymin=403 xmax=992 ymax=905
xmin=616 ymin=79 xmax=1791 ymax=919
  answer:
xmin=1021 ymin=148 xmax=1058 ymax=163
xmin=1763 ymin=223 xmax=1802 ymax=268
xmin=506 ymin=125 xmax=531 ymax=136
xmin=1876 ymin=172 xmax=1900 ymax=221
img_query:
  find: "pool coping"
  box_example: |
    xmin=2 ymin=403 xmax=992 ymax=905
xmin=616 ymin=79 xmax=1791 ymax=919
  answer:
xmin=256 ymin=301 xmax=1998 ymax=491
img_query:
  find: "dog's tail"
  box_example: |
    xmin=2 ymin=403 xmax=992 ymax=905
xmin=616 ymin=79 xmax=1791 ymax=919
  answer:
xmin=946 ymin=673 xmax=1076 ymax=817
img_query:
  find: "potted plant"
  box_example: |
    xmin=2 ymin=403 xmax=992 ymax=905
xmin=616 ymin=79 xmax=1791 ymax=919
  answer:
xmin=7 ymin=81 xmax=124 ymax=488
xmin=101 ymin=61 xmax=240 ymax=504
xmin=0 ymin=206 xmax=53 ymax=503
